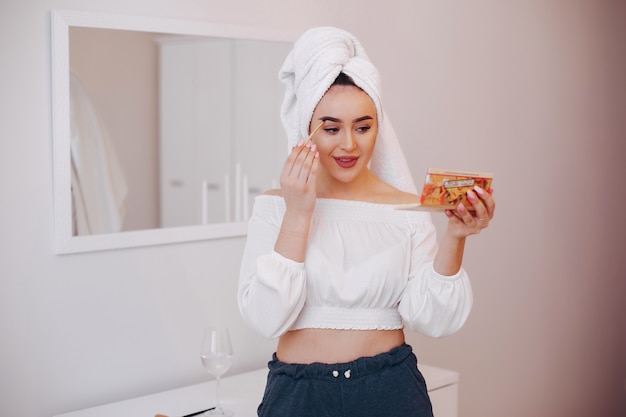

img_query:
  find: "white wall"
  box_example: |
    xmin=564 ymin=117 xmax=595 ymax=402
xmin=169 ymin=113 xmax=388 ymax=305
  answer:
xmin=0 ymin=1 xmax=624 ymax=417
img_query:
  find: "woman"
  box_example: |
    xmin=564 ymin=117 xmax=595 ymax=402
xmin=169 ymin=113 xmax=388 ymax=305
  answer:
xmin=238 ymin=27 xmax=495 ymax=417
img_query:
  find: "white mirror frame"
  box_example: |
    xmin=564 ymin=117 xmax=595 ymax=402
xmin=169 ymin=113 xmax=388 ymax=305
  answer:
xmin=50 ymin=10 xmax=297 ymax=254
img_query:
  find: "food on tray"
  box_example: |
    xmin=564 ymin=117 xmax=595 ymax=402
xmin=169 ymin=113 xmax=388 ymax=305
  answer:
xmin=417 ymin=168 xmax=493 ymax=210
xmin=396 ymin=168 xmax=493 ymax=210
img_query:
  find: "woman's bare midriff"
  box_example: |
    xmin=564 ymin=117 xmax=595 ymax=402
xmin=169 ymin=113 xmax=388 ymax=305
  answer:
xmin=276 ymin=328 xmax=405 ymax=364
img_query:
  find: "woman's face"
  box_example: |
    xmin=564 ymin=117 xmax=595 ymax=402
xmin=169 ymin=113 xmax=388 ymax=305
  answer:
xmin=309 ymin=84 xmax=378 ymax=184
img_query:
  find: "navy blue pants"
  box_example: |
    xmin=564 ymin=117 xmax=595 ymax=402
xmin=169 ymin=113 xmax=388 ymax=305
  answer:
xmin=257 ymin=343 xmax=433 ymax=417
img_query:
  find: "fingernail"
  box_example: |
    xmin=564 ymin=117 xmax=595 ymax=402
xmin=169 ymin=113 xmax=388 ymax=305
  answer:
xmin=297 ymin=140 xmax=304 ymax=147
xmin=467 ymin=190 xmax=477 ymax=200
xmin=457 ymin=203 xmax=466 ymax=213
xmin=311 ymin=144 xmax=317 ymax=152
xmin=474 ymin=185 xmax=485 ymax=195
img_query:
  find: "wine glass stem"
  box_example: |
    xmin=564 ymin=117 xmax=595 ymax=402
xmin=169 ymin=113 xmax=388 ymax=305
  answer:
xmin=215 ymin=376 xmax=222 ymax=410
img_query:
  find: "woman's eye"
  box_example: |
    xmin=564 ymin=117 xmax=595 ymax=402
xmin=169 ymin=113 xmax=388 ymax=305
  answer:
xmin=324 ymin=126 xmax=339 ymax=134
xmin=356 ymin=125 xmax=372 ymax=133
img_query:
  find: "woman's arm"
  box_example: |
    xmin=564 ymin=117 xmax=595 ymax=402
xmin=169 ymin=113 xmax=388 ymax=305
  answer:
xmin=237 ymin=141 xmax=319 ymax=339
xmin=237 ymin=204 xmax=308 ymax=339
xmin=433 ymin=186 xmax=495 ymax=275
xmin=398 ymin=219 xmax=473 ymax=338
xmin=273 ymin=140 xmax=319 ymax=262
xmin=399 ymin=186 xmax=495 ymax=337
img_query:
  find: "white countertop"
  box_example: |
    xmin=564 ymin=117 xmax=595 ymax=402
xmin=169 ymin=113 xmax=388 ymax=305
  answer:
xmin=54 ymin=364 xmax=458 ymax=417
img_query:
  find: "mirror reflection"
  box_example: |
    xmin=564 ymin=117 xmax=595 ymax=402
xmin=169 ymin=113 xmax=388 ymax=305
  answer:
xmin=68 ymin=27 xmax=291 ymax=236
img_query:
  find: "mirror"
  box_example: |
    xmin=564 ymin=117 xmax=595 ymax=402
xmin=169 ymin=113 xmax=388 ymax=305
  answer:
xmin=51 ymin=10 xmax=296 ymax=253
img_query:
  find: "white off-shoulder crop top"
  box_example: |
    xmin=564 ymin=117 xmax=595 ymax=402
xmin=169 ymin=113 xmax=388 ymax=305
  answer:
xmin=237 ymin=195 xmax=473 ymax=339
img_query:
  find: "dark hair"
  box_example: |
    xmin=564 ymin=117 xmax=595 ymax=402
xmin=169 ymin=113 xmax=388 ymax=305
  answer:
xmin=332 ymin=72 xmax=357 ymax=86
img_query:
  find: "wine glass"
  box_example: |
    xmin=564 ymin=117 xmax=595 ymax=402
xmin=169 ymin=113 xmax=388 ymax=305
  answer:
xmin=200 ymin=326 xmax=234 ymax=416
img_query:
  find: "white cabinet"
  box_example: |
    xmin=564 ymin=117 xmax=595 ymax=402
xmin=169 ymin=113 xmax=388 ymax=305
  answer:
xmin=421 ymin=364 xmax=459 ymax=417
xmin=53 ymin=364 xmax=459 ymax=417
xmin=159 ymin=38 xmax=232 ymax=227
xmin=159 ymin=38 xmax=290 ymax=227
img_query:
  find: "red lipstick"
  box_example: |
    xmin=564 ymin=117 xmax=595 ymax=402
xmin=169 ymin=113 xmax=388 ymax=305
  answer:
xmin=334 ymin=156 xmax=359 ymax=168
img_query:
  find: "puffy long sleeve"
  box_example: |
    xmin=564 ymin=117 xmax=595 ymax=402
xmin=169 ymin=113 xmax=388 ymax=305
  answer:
xmin=237 ymin=200 xmax=307 ymax=339
xmin=398 ymin=221 xmax=473 ymax=338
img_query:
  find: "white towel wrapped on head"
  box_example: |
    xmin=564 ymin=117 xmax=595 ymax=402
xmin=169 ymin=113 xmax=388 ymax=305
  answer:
xmin=279 ymin=26 xmax=417 ymax=194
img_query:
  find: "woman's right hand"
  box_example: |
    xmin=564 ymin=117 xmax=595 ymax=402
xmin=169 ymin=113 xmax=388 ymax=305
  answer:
xmin=279 ymin=140 xmax=319 ymax=216
xmin=274 ymin=140 xmax=319 ymax=262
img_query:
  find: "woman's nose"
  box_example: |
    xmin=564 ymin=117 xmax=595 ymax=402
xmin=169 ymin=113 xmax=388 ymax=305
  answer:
xmin=339 ymin=131 xmax=356 ymax=151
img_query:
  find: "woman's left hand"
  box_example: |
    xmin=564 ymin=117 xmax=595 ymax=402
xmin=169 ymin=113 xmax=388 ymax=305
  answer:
xmin=444 ymin=186 xmax=495 ymax=239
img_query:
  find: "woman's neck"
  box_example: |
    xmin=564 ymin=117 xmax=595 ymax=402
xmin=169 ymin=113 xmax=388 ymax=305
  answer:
xmin=315 ymin=169 xmax=382 ymax=200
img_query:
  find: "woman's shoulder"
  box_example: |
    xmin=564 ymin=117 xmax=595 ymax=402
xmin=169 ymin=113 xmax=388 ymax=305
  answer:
xmin=262 ymin=188 xmax=283 ymax=196
xmin=259 ymin=185 xmax=420 ymax=206
xmin=385 ymin=189 xmax=420 ymax=205
xmin=367 ymin=180 xmax=420 ymax=205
